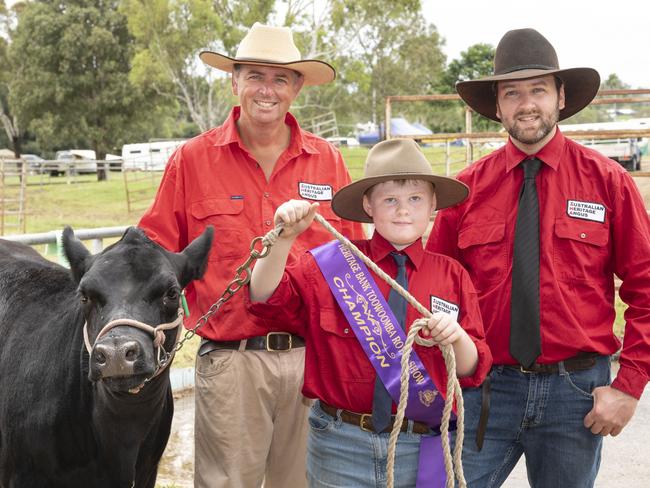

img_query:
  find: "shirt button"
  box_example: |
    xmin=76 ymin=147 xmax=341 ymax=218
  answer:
xmin=264 ymin=192 xmax=270 ymax=198
xmin=343 ymin=328 xmax=349 ymax=334
xmin=265 ymin=220 xmax=272 ymax=226
xmin=580 ymin=233 xmax=587 ymax=239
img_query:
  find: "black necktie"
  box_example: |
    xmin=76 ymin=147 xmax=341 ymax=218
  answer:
xmin=510 ymin=158 xmax=542 ymax=368
xmin=372 ymin=252 xmax=408 ymax=433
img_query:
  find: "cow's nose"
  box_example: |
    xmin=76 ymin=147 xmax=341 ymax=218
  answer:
xmin=92 ymin=340 xmax=141 ymax=378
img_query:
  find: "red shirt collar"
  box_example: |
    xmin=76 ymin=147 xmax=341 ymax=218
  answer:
xmin=368 ymin=231 xmax=424 ymax=271
xmin=504 ymin=127 xmax=565 ymax=173
xmin=212 ymin=106 xmax=319 ymax=155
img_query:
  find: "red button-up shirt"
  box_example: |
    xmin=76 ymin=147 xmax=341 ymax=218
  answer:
xmin=139 ymin=107 xmax=364 ymax=340
xmin=248 ymin=232 xmax=492 ymax=413
xmin=428 ymin=128 xmax=650 ymax=399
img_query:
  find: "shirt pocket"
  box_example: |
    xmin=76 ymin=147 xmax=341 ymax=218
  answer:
xmin=553 ymin=217 xmax=610 ymax=283
xmin=458 ymin=220 xmax=507 ymax=291
xmin=190 ymin=198 xmax=247 ymax=261
xmin=317 ymin=306 xmax=374 ymax=379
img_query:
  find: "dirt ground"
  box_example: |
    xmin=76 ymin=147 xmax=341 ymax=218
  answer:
xmin=157 ymin=168 xmax=650 ymax=488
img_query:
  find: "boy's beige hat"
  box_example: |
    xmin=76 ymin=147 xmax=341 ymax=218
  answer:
xmin=331 ymin=139 xmax=469 ymax=223
xmin=199 ymin=23 xmax=335 ymax=86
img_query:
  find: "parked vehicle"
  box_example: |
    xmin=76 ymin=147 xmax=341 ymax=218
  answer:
xmin=45 ymin=150 xmax=98 ymax=176
xmin=121 ymin=140 xmax=185 ymax=171
xmin=326 ymin=136 xmax=361 ymax=148
xmin=581 ymin=138 xmax=642 ymax=171
xmin=21 ymin=154 xmax=46 ymax=174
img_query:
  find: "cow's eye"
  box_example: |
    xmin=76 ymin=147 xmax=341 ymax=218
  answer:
xmin=80 ymin=293 xmax=89 ymax=304
xmin=165 ymin=289 xmax=179 ymax=301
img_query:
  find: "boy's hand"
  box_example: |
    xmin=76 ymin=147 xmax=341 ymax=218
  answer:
xmin=420 ymin=312 xmax=466 ymax=346
xmin=275 ymin=200 xmax=319 ymax=240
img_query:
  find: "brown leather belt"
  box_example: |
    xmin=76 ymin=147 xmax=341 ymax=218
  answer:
xmin=320 ymin=401 xmax=431 ymax=435
xmin=198 ymin=332 xmax=305 ymax=356
xmin=505 ymin=352 xmax=600 ymax=374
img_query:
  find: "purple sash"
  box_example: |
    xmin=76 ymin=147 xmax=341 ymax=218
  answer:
xmin=311 ymin=240 xmax=448 ymax=487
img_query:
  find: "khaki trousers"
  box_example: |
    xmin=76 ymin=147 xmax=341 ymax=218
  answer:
xmin=194 ymin=345 xmax=310 ymax=488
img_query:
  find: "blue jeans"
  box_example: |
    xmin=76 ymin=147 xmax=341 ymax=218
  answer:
xmin=458 ymin=356 xmax=611 ymax=488
xmin=306 ymin=401 xmax=435 ymax=487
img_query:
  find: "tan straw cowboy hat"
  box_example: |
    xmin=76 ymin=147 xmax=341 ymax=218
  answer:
xmin=199 ymin=23 xmax=335 ymax=86
xmin=456 ymin=28 xmax=600 ymax=121
xmin=331 ymin=139 xmax=469 ymax=223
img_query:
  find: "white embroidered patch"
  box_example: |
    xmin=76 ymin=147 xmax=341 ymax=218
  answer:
xmin=566 ymin=200 xmax=606 ymax=223
xmin=429 ymin=296 xmax=459 ymax=321
xmin=299 ymin=182 xmax=333 ymax=201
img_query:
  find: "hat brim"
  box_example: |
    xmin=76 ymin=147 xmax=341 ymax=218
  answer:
xmin=456 ymin=67 xmax=600 ymax=121
xmin=331 ymin=174 xmax=469 ymax=223
xmin=199 ymin=51 xmax=336 ymax=86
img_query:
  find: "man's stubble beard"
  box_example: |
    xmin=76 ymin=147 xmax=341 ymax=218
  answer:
xmin=504 ymin=102 xmax=560 ymax=145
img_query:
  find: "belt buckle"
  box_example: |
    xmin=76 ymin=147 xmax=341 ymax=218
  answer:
xmin=519 ymin=365 xmax=534 ymax=374
xmin=265 ymin=332 xmax=292 ymax=352
xmin=359 ymin=413 xmax=373 ymax=432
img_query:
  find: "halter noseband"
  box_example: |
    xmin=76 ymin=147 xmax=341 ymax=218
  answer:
xmin=83 ymin=308 xmax=184 ymax=393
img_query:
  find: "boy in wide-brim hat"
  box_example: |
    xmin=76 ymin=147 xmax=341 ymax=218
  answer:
xmin=248 ymin=138 xmax=491 ymax=487
xmin=427 ymin=27 xmax=650 ymax=487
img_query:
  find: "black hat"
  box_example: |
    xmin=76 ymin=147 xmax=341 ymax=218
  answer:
xmin=456 ymin=28 xmax=600 ymax=121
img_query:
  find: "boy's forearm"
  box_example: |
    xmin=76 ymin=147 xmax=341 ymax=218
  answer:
xmin=249 ymin=237 xmax=295 ymax=303
xmin=453 ymin=332 xmax=479 ymax=377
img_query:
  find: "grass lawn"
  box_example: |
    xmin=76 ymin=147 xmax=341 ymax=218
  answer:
xmin=1 ymin=150 xmax=628 ymax=366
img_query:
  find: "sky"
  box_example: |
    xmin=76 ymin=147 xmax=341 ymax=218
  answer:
xmin=421 ymin=0 xmax=650 ymax=89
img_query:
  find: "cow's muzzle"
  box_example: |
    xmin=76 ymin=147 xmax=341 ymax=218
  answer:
xmin=84 ymin=309 xmax=184 ymax=392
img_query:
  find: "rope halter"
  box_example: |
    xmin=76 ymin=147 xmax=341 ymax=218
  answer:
xmin=83 ymin=308 xmax=185 ymax=393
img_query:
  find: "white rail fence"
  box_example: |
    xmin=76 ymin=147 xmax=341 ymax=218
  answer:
xmin=2 ymin=226 xmax=130 ymax=264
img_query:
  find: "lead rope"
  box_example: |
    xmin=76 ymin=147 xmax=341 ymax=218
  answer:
xmin=261 ymin=214 xmax=465 ymax=488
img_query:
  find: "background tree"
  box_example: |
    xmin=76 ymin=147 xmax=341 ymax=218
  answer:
xmin=122 ymin=0 xmax=275 ymax=134
xmin=0 ymin=0 xmax=20 ymax=155
xmin=8 ymin=0 xmax=162 ymax=178
xmin=432 ymin=43 xmax=499 ymax=132
xmin=325 ymin=0 xmax=446 ymax=129
xmin=601 ymin=73 xmax=630 ymax=91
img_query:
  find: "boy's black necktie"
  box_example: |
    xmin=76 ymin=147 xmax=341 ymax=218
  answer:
xmin=372 ymin=252 xmax=408 ymax=433
xmin=510 ymin=158 xmax=542 ymax=368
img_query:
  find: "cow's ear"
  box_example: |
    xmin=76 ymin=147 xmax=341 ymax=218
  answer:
xmin=62 ymin=226 xmax=91 ymax=283
xmin=173 ymin=226 xmax=214 ymax=288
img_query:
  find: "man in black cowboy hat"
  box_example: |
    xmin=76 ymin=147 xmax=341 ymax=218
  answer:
xmin=427 ymin=28 xmax=650 ymax=486
xmin=139 ymin=23 xmax=363 ymax=488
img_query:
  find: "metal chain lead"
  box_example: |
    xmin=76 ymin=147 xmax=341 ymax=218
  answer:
xmin=172 ymin=227 xmax=283 ymax=354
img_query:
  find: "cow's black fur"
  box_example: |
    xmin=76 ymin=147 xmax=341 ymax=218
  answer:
xmin=0 ymin=226 xmax=213 ymax=487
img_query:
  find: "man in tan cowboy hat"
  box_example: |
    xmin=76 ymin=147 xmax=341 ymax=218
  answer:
xmin=139 ymin=22 xmax=363 ymax=488
xmin=427 ymin=28 xmax=650 ymax=487
xmin=247 ymin=138 xmax=492 ymax=487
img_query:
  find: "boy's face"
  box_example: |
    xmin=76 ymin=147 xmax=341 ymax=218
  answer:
xmin=362 ymin=179 xmax=436 ymax=250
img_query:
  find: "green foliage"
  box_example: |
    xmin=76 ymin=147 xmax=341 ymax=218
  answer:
xmin=601 ymin=73 xmax=630 ymax=90
xmin=0 ymin=0 xmax=640 ymax=156
xmin=7 ymin=0 xmax=164 ymax=158
xmin=432 ymin=43 xmax=500 ymax=133
xmin=328 ymin=1 xmax=446 ymax=125
xmin=437 ymin=43 xmax=495 ymax=92
xmin=122 ymin=0 xmax=273 ymax=132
